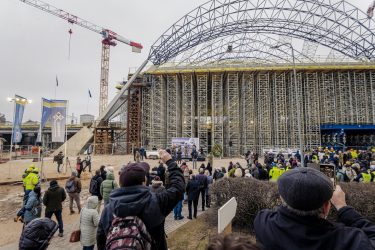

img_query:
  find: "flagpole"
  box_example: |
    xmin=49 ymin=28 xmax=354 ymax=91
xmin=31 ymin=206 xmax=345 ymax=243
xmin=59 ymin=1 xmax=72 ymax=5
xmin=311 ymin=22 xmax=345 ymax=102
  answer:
xmin=7 ymin=97 xmax=16 ymax=179
xmin=38 ymin=98 xmax=44 ymax=181
xmin=64 ymin=100 xmax=69 ymax=174
xmin=87 ymin=95 xmax=89 ymax=114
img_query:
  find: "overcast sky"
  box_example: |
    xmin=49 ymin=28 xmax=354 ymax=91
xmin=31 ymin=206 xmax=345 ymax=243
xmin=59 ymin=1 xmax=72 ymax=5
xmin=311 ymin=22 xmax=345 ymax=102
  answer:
xmin=0 ymin=0 xmax=371 ymax=122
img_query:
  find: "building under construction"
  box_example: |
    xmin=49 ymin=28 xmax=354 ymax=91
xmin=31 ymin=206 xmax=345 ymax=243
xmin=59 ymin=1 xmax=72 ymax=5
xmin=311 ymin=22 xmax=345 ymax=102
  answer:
xmin=93 ymin=0 xmax=375 ymax=156
xmin=115 ymin=64 xmax=373 ymax=156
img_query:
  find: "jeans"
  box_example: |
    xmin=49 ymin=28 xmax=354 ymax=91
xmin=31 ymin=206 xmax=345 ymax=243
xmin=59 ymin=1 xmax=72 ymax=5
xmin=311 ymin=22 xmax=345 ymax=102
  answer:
xmin=192 ymin=159 xmax=197 ymax=169
xmin=57 ymin=163 xmax=61 ymax=173
xmin=188 ymin=197 xmax=199 ymax=218
xmin=83 ymin=246 xmax=94 ymax=250
xmin=68 ymin=192 xmax=81 ymax=212
xmin=45 ymin=210 xmax=63 ymax=233
xmin=199 ymin=189 xmax=205 ymax=210
xmin=173 ymin=200 xmax=183 ymax=218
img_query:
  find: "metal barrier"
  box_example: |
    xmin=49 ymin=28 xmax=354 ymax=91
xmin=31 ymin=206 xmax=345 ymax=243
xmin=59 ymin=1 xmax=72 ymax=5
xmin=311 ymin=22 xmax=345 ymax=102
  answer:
xmin=0 ymin=145 xmax=41 ymax=160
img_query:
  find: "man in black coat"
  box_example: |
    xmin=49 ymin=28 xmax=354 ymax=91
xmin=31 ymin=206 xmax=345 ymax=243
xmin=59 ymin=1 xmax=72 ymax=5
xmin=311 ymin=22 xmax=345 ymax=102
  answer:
xmin=97 ymin=150 xmax=185 ymax=250
xmin=195 ymin=168 xmax=208 ymax=211
xmin=89 ymin=169 xmax=104 ymax=213
xmin=254 ymin=167 xmax=375 ymax=250
xmin=43 ymin=180 xmax=66 ymax=237
xmin=186 ymin=174 xmax=200 ymax=219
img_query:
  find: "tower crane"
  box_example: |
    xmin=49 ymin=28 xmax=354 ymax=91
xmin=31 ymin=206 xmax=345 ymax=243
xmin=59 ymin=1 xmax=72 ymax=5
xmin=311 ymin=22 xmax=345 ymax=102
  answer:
xmin=19 ymin=0 xmax=143 ymax=115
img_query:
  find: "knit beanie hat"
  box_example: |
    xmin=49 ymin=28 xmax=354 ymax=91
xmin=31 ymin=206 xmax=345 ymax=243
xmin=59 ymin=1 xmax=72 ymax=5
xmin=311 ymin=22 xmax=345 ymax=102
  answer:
xmin=278 ymin=167 xmax=334 ymax=211
xmin=120 ymin=163 xmax=148 ymax=187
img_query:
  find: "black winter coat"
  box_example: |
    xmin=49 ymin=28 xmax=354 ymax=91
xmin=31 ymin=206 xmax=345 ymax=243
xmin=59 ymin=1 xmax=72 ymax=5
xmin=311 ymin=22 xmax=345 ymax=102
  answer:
xmin=195 ymin=174 xmax=208 ymax=190
xmin=19 ymin=218 xmax=58 ymax=250
xmin=186 ymin=179 xmax=200 ymax=201
xmin=97 ymin=160 xmax=185 ymax=250
xmin=90 ymin=174 xmax=103 ymax=200
xmin=42 ymin=184 xmax=66 ymax=213
xmin=254 ymin=205 xmax=375 ymax=250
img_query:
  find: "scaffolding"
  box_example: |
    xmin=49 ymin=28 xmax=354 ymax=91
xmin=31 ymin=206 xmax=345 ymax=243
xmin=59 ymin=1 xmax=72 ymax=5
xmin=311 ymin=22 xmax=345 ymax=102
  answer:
xmin=303 ymin=72 xmax=321 ymax=149
xmin=287 ymin=72 xmax=303 ymax=149
xmin=320 ymin=72 xmax=337 ymax=125
xmin=141 ymin=76 xmax=152 ymax=149
xmin=127 ymin=87 xmax=142 ymax=151
xmin=257 ymin=73 xmax=272 ymax=152
xmin=150 ymin=75 xmax=166 ymax=149
xmin=273 ymin=72 xmax=288 ymax=148
xmin=353 ymin=72 xmax=369 ymax=124
xmin=166 ymin=75 xmax=181 ymax=146
xmin=138 ymin=68 xmax=375 ymax=155
xmin=225 ymin=73 xmax=241 ymax=156
xmin=336 ymin=72 xmax=353 ymax=124
xmin=197 ymin=74 xmax=209 ymax=152
xmin=211 ymin=73 xmax=224 ymax=154
xmin=241 ymin=73 xmax=256 ymax=152
xmin=182 ymin=74 xmax=195 ymax=138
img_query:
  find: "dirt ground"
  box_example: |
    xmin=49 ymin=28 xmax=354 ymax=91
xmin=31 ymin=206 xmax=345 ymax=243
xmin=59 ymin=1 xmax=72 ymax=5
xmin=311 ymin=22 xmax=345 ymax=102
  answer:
xmin=0 ymin=154 xmax=247 ymax=248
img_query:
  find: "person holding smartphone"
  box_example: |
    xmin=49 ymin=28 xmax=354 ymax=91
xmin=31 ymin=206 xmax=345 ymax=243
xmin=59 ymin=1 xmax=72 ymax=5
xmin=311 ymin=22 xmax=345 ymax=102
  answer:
xmin=254 ymin=167 xmax=375 ymax=250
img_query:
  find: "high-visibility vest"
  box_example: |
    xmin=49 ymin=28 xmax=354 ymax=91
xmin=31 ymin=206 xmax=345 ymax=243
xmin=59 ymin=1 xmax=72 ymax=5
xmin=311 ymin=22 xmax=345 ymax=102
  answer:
xmin=362 ymin=173 xmax=372 ymax=183
xmin=269 ymin=167 xmax=281 ymax=182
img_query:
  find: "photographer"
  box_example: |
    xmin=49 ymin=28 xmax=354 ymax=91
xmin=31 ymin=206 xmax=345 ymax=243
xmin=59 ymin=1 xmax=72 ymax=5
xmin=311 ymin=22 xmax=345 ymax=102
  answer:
xmin=254 ymin=167 xmax=375 ymax=250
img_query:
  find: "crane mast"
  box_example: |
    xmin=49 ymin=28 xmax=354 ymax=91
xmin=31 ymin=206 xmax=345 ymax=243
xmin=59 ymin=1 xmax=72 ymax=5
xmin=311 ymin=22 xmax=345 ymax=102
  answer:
xmin=20 ymin=0 xmax=143 ymax=115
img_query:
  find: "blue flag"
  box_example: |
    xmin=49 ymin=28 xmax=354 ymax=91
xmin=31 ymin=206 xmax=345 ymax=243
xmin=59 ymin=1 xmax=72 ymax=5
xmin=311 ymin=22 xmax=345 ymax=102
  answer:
xmin=37 ymin=98 xmax=67 ymax=143
xmin=12 ymin=95 xmax=26 ymax=143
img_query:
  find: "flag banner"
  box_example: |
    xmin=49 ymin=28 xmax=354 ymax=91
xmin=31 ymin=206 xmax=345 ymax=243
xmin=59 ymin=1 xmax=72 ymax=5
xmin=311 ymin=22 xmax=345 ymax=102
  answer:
xmin=50 ymin=100 xmax=68 ymax=142
xmin=12 ymin=95 xmax=26 ymax=143
xmin=36 ymin=98 xmax=53 ymax=142
xmin=88 ymin=89 xmax=92 ymax=98
xmin=56 ymin=75 xmax=59 ymax=86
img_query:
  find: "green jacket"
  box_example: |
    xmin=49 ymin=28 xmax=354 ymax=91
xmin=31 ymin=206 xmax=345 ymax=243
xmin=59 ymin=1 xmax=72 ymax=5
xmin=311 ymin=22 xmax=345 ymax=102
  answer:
xmin=43 ymin=184 xmax=66 ymax=212
xmin=100 ymin=172 xmax=118 ymax=202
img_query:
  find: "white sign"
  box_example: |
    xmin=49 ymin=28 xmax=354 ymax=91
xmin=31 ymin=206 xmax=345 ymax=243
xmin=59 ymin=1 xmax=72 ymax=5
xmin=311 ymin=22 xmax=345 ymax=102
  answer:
xmin=218 ymin=197 xmax=238 ymax=234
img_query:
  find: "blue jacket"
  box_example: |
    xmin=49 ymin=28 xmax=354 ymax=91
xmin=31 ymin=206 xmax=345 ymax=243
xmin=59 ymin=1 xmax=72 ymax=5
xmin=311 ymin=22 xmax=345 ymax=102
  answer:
xmin=24 ymin=191 xmax=41 ymax=224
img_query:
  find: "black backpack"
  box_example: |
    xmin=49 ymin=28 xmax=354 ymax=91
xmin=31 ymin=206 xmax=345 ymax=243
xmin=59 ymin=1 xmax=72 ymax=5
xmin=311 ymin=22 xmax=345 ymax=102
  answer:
xmin=89 ymin=178 xmax=98 ymax=194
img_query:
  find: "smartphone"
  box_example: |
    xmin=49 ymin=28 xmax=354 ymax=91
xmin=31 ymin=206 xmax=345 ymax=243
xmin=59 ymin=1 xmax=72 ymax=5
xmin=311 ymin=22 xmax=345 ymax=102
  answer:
xmin=319 ymin=164 xmax=336 ymax=187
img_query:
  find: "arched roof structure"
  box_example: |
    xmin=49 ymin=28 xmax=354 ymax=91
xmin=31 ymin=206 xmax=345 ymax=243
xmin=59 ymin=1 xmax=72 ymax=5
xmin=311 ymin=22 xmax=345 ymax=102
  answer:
xmin=176 ymin=33 xmax=315 ymax=66
xmin=148 ymin=0 xmax=375 ymax=65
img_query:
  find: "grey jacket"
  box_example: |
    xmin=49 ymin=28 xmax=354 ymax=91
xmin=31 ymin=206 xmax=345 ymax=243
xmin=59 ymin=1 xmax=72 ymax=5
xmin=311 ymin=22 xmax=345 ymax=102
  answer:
xmin=80 ymin=196 xmax=100 ymax=247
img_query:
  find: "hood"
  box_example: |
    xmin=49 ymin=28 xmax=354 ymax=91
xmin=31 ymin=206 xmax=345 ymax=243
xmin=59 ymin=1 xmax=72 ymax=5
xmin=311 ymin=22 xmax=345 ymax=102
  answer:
xmin=106 ymin=171 xmax=115 ymax=180
xmin=49 ymin=184 xmax=59 ymax=191
xmin=86 ymin=196 xmax=98 ymax=209
xmin=109 ymin=186 xmax=151 ymax=217
xmin=151 ymin=180 xmax=163 ymax=188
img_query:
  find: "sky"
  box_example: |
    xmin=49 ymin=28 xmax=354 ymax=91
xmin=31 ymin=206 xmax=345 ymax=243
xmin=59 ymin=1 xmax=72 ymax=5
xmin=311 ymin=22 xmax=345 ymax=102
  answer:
xmin=0 ymin=0 xmax=372 ymax=122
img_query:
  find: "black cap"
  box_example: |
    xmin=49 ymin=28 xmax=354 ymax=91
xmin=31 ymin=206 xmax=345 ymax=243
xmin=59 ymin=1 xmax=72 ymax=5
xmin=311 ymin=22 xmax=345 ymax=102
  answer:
xmin=278 ymin=167 xmax=334 ymax=211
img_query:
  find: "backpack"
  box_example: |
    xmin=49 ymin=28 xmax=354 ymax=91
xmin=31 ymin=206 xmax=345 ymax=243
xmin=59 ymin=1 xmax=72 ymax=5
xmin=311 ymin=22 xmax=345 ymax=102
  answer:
xmin=89 ymin=178 xmax=99 ymax=194
xmin=65 ymin=179 xmax=76 ymax=193
xmin=105 ymin=215 xmax=152 ymax=250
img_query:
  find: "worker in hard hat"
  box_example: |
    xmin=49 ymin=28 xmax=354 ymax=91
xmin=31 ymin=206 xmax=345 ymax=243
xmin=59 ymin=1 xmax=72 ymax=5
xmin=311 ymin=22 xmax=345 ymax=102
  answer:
xmin=16 ymin=165 xmax=40 ymax=223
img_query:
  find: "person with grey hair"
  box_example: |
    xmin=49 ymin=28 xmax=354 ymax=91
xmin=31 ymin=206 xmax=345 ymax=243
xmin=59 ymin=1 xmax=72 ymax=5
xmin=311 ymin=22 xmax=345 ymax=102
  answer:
xmin=254 ymin=167 xmax=375 ymax=250
xmin=65 ymin=171 xmax=82 ymax=215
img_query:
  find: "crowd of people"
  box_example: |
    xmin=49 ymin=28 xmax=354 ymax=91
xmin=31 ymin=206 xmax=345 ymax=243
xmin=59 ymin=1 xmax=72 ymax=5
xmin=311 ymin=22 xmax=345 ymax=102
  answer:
xmin=207 ymin=147 xmax=375 ymax=184
xmin=16 ymin=149 xmax=218 ymax=250
xmin=15 ymin=146 xmax=375 ymax=250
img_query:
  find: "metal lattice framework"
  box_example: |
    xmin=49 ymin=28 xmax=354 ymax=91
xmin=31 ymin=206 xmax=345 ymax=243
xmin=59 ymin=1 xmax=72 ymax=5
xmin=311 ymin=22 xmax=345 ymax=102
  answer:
xmin=149 ymin=0 xmax=375 ymax=65
xmin=175 ymin=33 xmax=315 ymax=65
